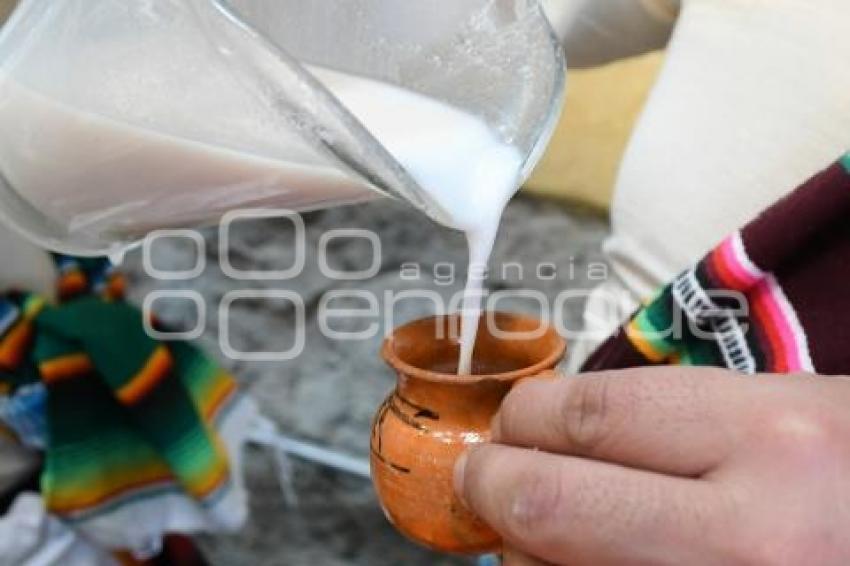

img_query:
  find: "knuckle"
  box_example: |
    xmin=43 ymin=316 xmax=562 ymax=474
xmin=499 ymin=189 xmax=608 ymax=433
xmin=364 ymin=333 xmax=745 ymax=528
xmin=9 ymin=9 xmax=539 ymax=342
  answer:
xmin=560 ymin=375 xmax=614 ymax=452
xmin=759 ymin=402 xmax=843 ymax=463
xmin=734 ymin=528 xmax=826 ymax=566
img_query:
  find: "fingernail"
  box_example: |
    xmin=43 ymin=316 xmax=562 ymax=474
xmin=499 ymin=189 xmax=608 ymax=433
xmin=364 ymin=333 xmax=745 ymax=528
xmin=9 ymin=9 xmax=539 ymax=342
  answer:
xmin=453 ymin=450 xmax=468 ymax=499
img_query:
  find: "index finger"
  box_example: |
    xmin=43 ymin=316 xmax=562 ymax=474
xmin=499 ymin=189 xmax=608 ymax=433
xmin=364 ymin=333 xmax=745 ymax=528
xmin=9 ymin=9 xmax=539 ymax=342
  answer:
xmin=493 ymin=367 xmax=754 ymax=476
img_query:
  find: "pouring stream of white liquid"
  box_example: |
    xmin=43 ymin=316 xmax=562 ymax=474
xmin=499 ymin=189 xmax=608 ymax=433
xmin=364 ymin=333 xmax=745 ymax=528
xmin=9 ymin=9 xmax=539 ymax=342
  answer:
xmin=0 ymin=67 xmax=521 ymax=373
xmin=311 ymin=69 xmax=522 ymax=374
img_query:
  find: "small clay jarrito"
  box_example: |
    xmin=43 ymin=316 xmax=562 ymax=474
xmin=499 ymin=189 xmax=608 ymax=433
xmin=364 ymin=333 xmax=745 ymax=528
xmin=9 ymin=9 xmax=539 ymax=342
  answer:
xmin=371 ymin=311 xmax=566 ymax=554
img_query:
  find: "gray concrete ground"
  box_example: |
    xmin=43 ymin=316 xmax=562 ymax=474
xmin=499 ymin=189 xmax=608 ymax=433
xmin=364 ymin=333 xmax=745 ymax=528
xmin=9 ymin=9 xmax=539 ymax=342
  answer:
xmin=124 ymin=195 xmax=609 ymax=566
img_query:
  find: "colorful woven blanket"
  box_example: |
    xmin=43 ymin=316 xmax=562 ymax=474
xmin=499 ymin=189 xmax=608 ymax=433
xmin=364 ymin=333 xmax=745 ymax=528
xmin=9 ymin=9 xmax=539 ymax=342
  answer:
xmin=0 ymin=256 xmax=254 ymax=556
xmin=583 ymin=153 xmax=850 ymax=375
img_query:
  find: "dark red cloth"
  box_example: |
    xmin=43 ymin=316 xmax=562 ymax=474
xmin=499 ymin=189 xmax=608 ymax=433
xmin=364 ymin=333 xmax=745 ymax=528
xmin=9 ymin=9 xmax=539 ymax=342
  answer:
xmin=583 ymin=156 xmax=850 ymax=375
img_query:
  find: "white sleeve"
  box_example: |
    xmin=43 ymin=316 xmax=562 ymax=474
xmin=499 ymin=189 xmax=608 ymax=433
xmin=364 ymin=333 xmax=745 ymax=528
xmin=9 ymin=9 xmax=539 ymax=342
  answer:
xmin=543 ymin=0 xmax=679 ymax=68
xmin=571 ymin=0 xmax=850 ymax=369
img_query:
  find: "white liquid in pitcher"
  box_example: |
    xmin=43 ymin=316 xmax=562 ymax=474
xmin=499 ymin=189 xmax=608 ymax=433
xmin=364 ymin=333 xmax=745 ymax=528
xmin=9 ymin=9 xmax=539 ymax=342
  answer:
xmin=0 ymin=68 xmax=520 ymax=374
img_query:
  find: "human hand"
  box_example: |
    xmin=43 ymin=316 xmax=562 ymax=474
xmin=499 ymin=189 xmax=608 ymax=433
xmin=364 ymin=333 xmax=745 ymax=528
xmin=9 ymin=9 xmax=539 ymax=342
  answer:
xmin=453 ymin=367 xmax=850 ymax=565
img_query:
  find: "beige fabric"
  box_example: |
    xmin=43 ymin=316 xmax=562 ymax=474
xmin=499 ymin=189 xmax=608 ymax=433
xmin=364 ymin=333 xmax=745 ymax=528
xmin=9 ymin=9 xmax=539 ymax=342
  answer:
xmin=525 ymin=51 xmax=664 ymax=211
xmin=528 ymin=0 xmax=676 ymax=210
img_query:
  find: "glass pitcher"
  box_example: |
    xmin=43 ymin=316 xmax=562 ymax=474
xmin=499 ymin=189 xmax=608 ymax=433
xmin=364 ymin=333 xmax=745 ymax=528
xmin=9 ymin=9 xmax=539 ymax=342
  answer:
xmin=0 ymin=0 xmax=565 ymax=256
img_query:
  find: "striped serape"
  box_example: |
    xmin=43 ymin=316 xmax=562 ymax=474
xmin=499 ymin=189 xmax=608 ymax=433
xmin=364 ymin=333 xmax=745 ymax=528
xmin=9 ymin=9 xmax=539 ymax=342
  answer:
xmin=0 ymin=256 xmax=255 ymax=556
xmin=584 ymin=153 xmax=850 ymax=375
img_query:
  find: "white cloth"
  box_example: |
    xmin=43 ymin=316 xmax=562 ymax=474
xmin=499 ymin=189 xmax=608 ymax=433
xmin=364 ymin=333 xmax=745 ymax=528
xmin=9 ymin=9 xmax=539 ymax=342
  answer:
xmin=0 ymin=493 xmax=117 ymax=566
xmin=561 ymin=0 xmax=850 ymax=369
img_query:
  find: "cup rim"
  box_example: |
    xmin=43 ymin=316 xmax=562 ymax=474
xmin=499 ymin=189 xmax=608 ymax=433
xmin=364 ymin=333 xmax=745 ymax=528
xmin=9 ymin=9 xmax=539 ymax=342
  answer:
xmin=381 ymin=312 xmax=567 ymax=384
